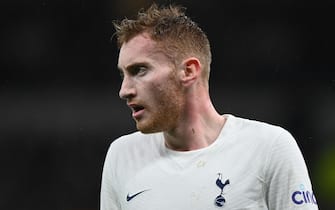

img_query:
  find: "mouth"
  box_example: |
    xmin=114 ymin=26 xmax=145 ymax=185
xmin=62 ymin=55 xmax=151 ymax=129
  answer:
xmin=128 ymin=104 xmax=145 ymax=119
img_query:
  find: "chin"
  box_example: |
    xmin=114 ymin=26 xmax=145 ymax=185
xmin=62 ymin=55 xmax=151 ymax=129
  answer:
xmin=137 ymin=126 xmax=160 ymax=134
xmin=136 ymin=121 xmax=162 ymax=134
xmin=138 ymin=129 xmax=157 ymax=134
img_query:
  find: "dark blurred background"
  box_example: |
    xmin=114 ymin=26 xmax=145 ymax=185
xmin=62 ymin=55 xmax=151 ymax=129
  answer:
xmin=1 ymin=0 xmax=334 ymax=209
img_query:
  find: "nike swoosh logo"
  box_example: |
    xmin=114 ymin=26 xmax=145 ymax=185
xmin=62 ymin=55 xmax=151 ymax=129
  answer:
xmin=126 ymin=189 xmax=150 ymax=202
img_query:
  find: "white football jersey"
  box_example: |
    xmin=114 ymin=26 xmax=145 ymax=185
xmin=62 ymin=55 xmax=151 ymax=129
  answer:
xmin=101 ymin=114 xmax=318 ymax=210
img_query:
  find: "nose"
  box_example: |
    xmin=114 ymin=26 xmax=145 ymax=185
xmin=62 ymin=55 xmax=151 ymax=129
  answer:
xmin=119 ymin=76 xmax=136 ymax=100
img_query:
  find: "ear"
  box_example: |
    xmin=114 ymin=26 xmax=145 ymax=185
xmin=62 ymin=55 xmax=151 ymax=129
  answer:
xmin=180 ymin=57 xmax=201 ymax=86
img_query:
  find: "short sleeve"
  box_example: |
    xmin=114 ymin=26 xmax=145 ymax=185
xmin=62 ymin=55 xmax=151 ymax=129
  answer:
xmin=264 ymin=129 xmax=318 ymax=209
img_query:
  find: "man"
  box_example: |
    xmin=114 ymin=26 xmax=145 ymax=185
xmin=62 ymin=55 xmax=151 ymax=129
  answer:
xmin=101 ymin=3 xmax=318 ymax=210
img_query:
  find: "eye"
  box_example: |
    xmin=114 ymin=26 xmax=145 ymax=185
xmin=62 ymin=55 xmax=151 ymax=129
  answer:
xmin=130 ymin=66 xmax=147 ymax=76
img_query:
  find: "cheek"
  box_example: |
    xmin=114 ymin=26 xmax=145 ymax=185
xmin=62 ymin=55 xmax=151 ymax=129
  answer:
xmin=147 ymin=71 xmax=183 ymax=107
xmin=157 ymin=81 xmax=183 ymax=107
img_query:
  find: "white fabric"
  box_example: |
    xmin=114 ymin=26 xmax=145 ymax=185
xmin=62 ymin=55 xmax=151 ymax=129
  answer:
xmin=100 ymin=114 xmax=318 ymax=210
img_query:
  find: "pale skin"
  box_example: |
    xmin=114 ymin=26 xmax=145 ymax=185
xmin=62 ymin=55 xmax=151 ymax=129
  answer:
xmin=118 ymin=32 xmax=226 ymax=151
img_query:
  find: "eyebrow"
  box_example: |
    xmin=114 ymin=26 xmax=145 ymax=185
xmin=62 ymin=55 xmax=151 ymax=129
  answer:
xmin=118 ymin=62 xmax=149 ymax=73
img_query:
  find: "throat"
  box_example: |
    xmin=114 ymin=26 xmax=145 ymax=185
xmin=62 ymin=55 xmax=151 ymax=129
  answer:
xmin=163 ymin=128 xmax=213 ymax=151
xmin=163 ymin=115 xmax=226 ymax=151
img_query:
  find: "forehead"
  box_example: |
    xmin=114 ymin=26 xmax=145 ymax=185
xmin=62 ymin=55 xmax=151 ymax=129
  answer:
xmin=118 ymin=33 xmax=162 ymax=69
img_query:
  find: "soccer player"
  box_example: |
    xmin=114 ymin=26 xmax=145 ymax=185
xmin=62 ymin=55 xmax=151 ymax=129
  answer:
xmin=100 ymin=3 xmax=318 ymax=210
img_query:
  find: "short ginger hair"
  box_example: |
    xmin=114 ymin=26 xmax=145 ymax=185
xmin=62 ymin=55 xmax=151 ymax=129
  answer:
xmin=112 ymin=3 xmax=212 ymax=81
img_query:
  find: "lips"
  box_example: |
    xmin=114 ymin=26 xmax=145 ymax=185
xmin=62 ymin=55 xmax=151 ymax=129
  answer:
xmin=128 ymin=103 xmax=145 ymax=118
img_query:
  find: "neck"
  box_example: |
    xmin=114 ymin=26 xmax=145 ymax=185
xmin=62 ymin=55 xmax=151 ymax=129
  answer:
xmin=163 ymin=90 xmax=226 ymax=151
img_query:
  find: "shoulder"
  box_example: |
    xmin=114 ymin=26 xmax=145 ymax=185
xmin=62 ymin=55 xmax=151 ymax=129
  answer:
xmin=226 ymin=114 xmax=291 ymax=141
xmin=103 ymin=131 xmax=164 ymax=183
xmin=114 ymin=130 xmax=162 ymax=144
xmin=111 ymin=131 xmax=149 ymax=148
xmin=223 ymin=114 xmax=300 ymax=161
xmin=106 ymin=131 xmax=162 ymax=159
xmin=229 ymin=115 xmax=305 ymax=165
